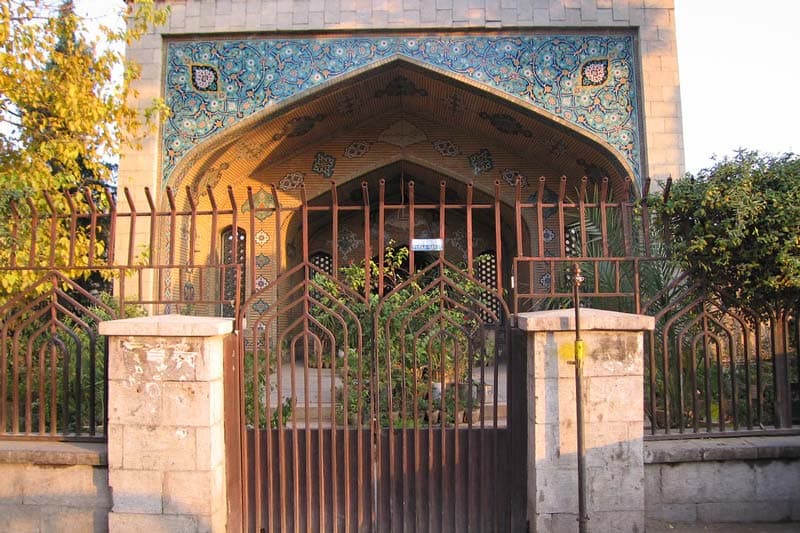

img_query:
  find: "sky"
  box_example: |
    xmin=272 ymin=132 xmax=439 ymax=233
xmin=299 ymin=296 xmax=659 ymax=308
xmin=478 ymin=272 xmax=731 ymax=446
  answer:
xmin=74 ymin=0 xmax=800 ymax=175
xmin=674 ymin=0 xmax=799 ymax=173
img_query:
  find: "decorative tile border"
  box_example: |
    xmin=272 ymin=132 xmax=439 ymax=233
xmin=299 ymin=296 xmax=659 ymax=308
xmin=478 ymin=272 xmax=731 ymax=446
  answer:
xmin=164 ymin=34 xmax=641 ymax=184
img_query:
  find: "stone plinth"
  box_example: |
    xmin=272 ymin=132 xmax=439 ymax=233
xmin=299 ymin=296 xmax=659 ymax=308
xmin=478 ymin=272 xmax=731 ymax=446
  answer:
xmin=99 ymin=314 xmax=234 ymax=533
xmin=519 ymin=308 xmax=654 ymax=533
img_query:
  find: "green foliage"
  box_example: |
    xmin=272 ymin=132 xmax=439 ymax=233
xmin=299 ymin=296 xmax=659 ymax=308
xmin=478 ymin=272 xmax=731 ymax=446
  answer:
xmin=311 ymin=243 xmax=492 ymax=427
xmin=652 ymin=151 xmax=800 ymax=318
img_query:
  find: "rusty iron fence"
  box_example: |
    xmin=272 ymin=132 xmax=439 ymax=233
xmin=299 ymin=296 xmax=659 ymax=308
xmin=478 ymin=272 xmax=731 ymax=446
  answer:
xmin=0 ymin=175 xmax=798 ymax=449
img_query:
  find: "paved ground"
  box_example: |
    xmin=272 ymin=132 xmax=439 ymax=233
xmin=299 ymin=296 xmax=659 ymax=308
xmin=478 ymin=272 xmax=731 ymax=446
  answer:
xmin=646 ymin=521 xmax=800 ymax=532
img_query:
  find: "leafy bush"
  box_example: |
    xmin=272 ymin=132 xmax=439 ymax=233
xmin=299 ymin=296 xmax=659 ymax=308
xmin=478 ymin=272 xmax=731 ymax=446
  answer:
xmin=653 ymin=151 xmax=800 ymax=318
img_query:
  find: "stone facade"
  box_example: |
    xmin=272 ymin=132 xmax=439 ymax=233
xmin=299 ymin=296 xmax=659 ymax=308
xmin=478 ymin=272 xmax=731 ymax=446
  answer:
xmin=518 ymin=308 xmax=654 ymax=532
xmin=99 ymin=314 xmax=233 ymax=533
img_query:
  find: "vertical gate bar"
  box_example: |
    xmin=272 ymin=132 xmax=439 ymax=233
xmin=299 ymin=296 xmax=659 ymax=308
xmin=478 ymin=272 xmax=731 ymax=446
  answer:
xmin=621 ymin=179 xmax=633 ymax=256
xmin=691 ymin=334 xmax=699 ymax=433
xmin=514 ymin=178 xmax=523 ymax=258
xmin=716 ymin=336 xmax=725 ymax=432
xmin=289 ymin=339 xmax=300 ymax=533
xmin=782 ymin=313 xmax=792 ymax=427
xmin=301 ymin=188 xmax=314 ymax=533
xmin=40 ymin=342 xmax=48 ymax=434
xmin=600 ymin=178 xmax=609 ymax=257
xmin=514 ymin=179 xmax=523 ymax=315
xmin=536 ymin=177 xmax=545 ymax=257
xmin=207 ymin=189 xmax=219 ymax=267
xmin=268 ymin=184 xmax=282 ymax=531
xmin=641 ymin=178 xmax=653 ymax=255
xmin=361 ymin=181 xmax=378 ymax=533
xmin=41 ymin=192 xmax=58 ymax=267
xmin=331 ymin=181 xmax=340 ymax=277
xmin=325 ymin=177 xmax=339 ymax=530
xmin=794 ymin=310 xmax=800 ymax=426
xmin=0 ymin=323 xmax=7 ymax=433
xmin=84 ymin=189 xmax=100 ymax=268
xmin=438 ymin=337 xmax=446 ymax=532
xmin=743 ymin=324 xmax=753 ymax=429
xmin=467 ymin=182 xmax=474 ymax=276
xmin=677 ymin=340 xmax=685 ymax=433
xmin=441 ymin=181 xmax=458 ymax=533
xmin=557 ymin=177 xmax=567 ymax=257
xmin=493 ymin=180 xmax=503 ymax=297
xmin=165 ymin=188 xmax=177 ymax=266
xmin=246 ymin=188 xmax=257 ymax=301
xmin=275 ymin=332 xmax=287 ymax=533
xmin=185 ymin=188 xmax=198 ymax=266
xmin=662 ymin=313 xmax=672 ymax=434
xmin=378 ymin=180 xmax=385 ymax=297
xmin=578 ymin=177 xmax=588 ymax=258
xmin=251 ymin=275 xmax=264 ymax=529
xmin=647 ymin=306 xmax=657 ymax=436
xmin=330 ymin=325 xmax=338 ymax=533
xmin=769 ymin=313 xmax=791 ymax=428
xmin=105 ymin=189 xmax=116 ymax=268
xmin=146 ymin=188 xmax=160 ymax=304
xmin=467 ymin=183 xmax=476 ymax=533
xmin=634 ymin=259 xmax=641 ymax=314
xmin=386 ymin=323 xmax=396 ymax=532
xmin=755 ymin=321 xmax=763 ymax=426
xmin=407 ymin=182 xmax=415 ymax=274
xmin=26 ymin=199 xmax=39 ymax=267
xmin=123 ymin=189 xmax=138 ymax=266
xmin=8 ymin=199 xmax=19 ymax=267
xmin=702 ymin=314 xmax=712 ymax=432
xmin=730 ymin=329 xmax=739 ymax=431
xmin=263 ymin=322 xmax=275 ymax=533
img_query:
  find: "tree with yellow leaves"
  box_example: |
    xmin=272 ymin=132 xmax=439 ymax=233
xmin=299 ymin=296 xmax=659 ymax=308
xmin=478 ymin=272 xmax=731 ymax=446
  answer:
xmin=0 ymin=0 xmax=168 ymax=300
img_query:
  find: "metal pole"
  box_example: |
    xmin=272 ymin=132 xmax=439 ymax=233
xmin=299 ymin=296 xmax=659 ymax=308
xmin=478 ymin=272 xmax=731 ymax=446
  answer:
xmin=572 ymin=263 xmax=589 ymax=532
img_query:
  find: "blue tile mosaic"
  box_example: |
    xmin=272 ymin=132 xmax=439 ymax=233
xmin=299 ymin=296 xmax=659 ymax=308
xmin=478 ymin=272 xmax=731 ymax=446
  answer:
xmin=164 ymin=34 xmax=641 ymax=184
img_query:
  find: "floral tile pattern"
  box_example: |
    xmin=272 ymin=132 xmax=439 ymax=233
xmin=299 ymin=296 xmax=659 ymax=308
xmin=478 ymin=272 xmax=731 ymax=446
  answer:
xmin=501 ymin=168 xmax=529 ymax=187
xmin=343 ymin=140 xmax=372 ymax=158
xmin=241 ymin=188 xmax=275 ymax=220
xmin=164 ymin=35 xmax=641 ymax=184
xmin=432 ymin=139 xmax=461 ymax=157
xmin=255 ymin=254 xmax=271 ymax=267
xmin=469 ymin=149 xmax=494 ymax=175
xmin=312 ymin=151 xmax=336 ymax=178
xmin=278 ymin=171 xmax=304 ymax=191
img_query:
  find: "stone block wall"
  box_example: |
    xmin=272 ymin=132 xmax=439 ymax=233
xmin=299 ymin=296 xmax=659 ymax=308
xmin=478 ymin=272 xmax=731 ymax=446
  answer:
xmin=0 ymin=442 xmax=110 ymax=532
xmin=645 ymin=436 xmax=800 ymax=525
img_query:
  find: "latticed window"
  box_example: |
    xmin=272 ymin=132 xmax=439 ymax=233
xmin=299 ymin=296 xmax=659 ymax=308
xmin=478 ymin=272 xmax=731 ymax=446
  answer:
xmin=309 ymin=251 xmax=333 ymax=275
xmin=222 ymin=226 xmax=246 ymax=317
xmin=475 ymin=251 xmax=502 ymax=324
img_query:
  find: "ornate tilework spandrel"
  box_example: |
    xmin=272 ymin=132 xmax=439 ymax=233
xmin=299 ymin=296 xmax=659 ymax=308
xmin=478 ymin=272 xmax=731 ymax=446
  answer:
xmin=164 ymin=35 xmax=642 ymax=184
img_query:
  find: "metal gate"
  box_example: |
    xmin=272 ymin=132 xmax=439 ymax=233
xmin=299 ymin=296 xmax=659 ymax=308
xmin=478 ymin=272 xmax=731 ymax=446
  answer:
xmin=225 ymin=178 xmax=528 ymax=532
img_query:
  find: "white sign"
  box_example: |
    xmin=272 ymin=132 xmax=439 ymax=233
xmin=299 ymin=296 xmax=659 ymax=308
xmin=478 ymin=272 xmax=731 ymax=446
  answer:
xmin=411 ymin=238 xmax=444 ymax=252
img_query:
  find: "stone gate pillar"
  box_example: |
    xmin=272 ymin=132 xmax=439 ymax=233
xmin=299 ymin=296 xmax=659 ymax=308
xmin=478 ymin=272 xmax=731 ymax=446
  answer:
xmin=518 ymin=308 xmax=654 ymax=533
xmin=99 ymin=314 xmax=233 ymax=532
